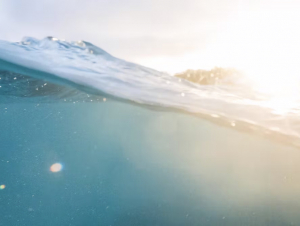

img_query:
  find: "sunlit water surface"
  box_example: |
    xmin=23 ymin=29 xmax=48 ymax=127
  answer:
xmin=1 ymin=37 xmax=300 ymax=225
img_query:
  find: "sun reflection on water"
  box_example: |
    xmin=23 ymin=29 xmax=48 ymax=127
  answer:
xmin=244 ymin=70 xmax=300 ymax=115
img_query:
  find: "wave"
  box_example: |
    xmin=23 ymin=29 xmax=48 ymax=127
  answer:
xmin=1 ymin=37 xmax=300 ymax=146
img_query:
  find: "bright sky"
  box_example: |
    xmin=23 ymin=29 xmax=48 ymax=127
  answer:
xmin=1 ymin=0 xmax=300 ymax=76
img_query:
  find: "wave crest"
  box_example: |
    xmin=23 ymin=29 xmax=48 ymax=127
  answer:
xmin=1 ymin=37 xmax=300 ymax=146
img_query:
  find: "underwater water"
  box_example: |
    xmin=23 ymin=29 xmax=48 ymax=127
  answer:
xmin=1 ymin=37 xmax=300 ymax=225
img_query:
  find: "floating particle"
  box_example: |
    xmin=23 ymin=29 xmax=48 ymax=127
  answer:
xmin=211 ymin=114 xmax=220 ymax=118
xmin=50 ymin=163 xmax=63 ymax=173
xmin=0 ymin=185 xmax=5 ymax=190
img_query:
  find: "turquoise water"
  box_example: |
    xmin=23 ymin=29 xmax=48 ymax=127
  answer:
xmin=1 ymin=95 xmax=300 ymax=225
xmin=1 ymin=37 xmax=300 ymax=225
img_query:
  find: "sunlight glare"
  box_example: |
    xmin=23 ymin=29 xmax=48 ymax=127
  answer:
xmin=203 ymin=8 xmax=300 ymax=113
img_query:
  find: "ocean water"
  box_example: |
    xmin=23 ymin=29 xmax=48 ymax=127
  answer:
xmin=1 ymin=37 xmax=300 ymax=225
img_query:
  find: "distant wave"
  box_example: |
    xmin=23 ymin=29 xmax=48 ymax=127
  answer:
xmin=1 ymin=37 xmax=300 ymax=146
